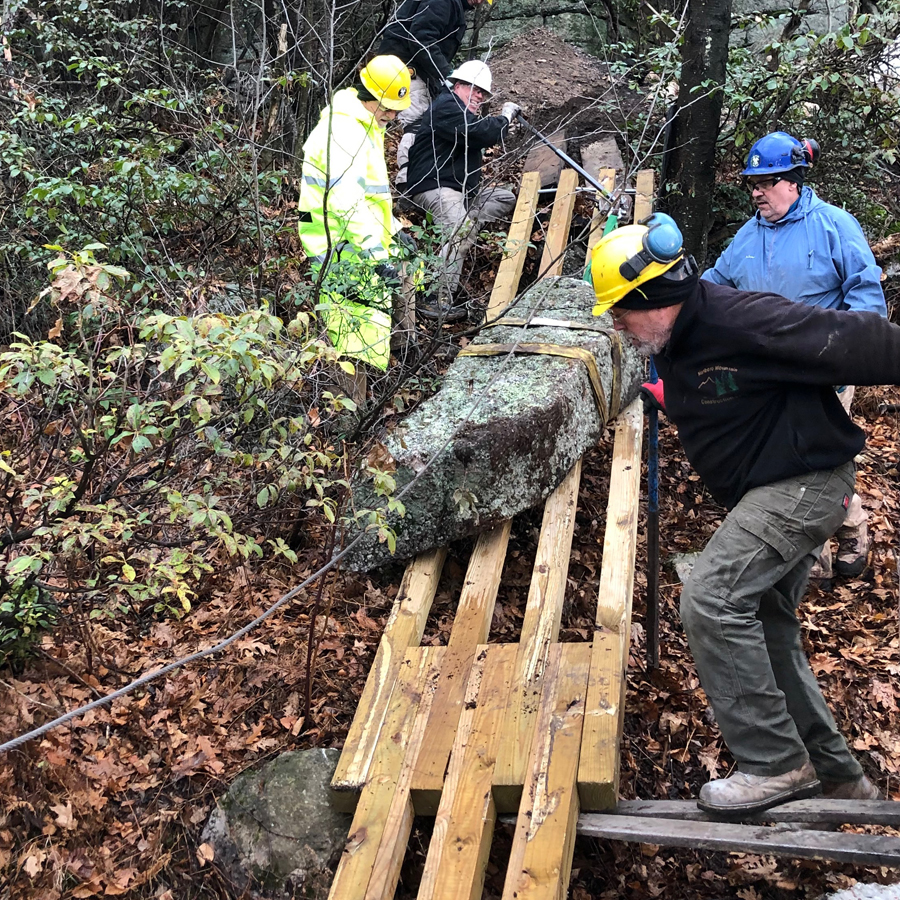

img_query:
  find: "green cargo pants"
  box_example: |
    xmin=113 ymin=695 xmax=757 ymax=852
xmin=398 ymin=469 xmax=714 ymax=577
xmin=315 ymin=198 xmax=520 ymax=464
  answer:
xmin=680 ymin=463 xmax=864 ymax=781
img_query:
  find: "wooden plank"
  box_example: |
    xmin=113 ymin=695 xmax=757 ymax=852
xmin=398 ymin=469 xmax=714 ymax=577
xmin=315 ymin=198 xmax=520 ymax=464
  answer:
xmin=364 ymin=647 xmax=444 ymax=900
xmin=418 ymin=644 xmax=517 ymax=900
xmin=329 ymin=646 xmax=444 ymax=900
xmin=502 ymin=643 xmax=592 ymax=900
xmin=584 ymin=168 xmax=616 ymax=267
xmin=577 ymin=814 xmax=900 ymax=867
xmin=580 ymin=138 xmax=624 ymax=182
xmin=493 ymin=460 xmax=582 ymax=813
xmin=633 ymin=169 xmax=654 ymax=223
xmin=488 ymin=171 xmax=540 ymax=319
xmin=412 ymin=521 xmax=512 ymax=811
xmin=539 ymin=168 xmax=579 ymax=279
xmin=594 ymin=401 xmax=643 ymax=634
xmin=614 ymin=798 xmax=900 ymax=827
xmin=578 ymin=401 xmax=643 ymax=811
xmin=522 ymin=129 xmax=567 ymax=187
xmin=332 ymin=547 xmax=447 ymax=804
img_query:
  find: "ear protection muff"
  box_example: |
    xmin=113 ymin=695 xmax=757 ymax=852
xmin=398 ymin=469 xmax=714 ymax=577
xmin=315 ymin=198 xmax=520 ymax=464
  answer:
xmin=790 ymin=138 xmax=820 ymax=167
xmin=619 ymin=213 xmax=685 ymax=281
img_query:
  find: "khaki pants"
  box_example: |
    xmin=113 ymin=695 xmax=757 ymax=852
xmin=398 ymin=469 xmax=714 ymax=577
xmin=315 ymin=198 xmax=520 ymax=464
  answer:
xmin=410 ymin=185 xmax=517 ymax=299
xmin=680 ymin=464 xmax=864 ymax=782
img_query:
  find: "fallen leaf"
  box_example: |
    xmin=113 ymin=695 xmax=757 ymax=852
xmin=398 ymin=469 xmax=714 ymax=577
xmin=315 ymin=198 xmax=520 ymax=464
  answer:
xmin=51 ymin=801 xmax=75 ymax=829
xmin=21 ymin=849 xmax=45 ymax=877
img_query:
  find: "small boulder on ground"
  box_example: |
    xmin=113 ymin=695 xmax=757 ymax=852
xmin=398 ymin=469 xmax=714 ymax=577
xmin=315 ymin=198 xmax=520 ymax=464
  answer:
xmin=202 ymin=748 xmax=351 ymax=899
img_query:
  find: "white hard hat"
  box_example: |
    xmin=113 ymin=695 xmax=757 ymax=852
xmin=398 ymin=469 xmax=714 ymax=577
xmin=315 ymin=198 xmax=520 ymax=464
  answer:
xmin=448 ymin=60 xmax=492 ymax=95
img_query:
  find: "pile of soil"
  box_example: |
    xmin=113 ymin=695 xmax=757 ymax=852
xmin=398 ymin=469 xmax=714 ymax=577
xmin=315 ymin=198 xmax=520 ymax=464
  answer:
xmin=489 ymin=27 xmax=644 ymax=145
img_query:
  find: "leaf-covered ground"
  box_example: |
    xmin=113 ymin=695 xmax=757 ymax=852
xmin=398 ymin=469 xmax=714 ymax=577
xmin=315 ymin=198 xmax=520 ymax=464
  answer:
xmin=2 ymin=378 xmax=899 ymax=899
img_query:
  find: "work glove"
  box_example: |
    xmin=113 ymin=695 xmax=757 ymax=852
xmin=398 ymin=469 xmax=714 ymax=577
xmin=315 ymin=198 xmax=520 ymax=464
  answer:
xmin=500 ymin=101 xmax=521 ymax=123
xmin=395 ymin=230 xmax=417 ymax=254
xmin=374 ymin=262 xmax=401 ymax=291
xmin=639 ymin=379 xmax=666 ymax=414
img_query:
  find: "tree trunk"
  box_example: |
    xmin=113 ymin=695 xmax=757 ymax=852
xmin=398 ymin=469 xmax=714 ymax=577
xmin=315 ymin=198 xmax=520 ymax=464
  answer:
xmin=661 ymin=0 xmax=733 ymax=261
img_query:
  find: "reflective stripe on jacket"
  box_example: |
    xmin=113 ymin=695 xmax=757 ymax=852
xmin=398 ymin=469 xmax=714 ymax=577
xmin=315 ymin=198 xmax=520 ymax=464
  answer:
xmin=299 ymin=88 xmax=399 ymax=261
xmin=702 ymin=187 xmax=886 ymax=316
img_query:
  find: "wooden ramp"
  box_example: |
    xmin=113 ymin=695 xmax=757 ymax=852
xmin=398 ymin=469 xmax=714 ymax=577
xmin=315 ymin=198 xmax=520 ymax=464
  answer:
xmin=327 ymin=167 xmax=900 ymax=900
xmin=328 ymin=167 xmax=647 ymax=900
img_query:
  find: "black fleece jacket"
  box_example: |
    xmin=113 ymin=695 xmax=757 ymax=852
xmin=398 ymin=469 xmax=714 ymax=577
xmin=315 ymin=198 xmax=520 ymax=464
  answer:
xmin=654 ymin=280 xmax=900 ymax=510
xmin=405 ymin=90 xmax=508 ymax=197
xmin=378 ymin=0 xmax=468 ymax=91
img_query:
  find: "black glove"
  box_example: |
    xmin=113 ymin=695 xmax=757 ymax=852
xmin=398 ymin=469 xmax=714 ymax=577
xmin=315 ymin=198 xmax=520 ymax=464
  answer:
xmin=374 ymin=262 xmax=401 ymax=290
xmin=639 ymin=379 xmax=666 ymax=414
xmin=395 ymin=230 xmax=417 ymax=254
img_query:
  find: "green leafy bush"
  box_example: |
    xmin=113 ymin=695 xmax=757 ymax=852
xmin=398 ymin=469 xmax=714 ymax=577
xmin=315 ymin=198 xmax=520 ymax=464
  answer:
xmin=0 ymin=246 xmax=372 ymax=661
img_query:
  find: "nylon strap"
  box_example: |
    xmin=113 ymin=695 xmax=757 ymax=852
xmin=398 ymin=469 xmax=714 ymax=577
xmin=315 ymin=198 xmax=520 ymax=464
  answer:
xmin=488 ymin=316 xmax=614 ymax=334
xmin=458 ymin=336 xmax=623 ymax=423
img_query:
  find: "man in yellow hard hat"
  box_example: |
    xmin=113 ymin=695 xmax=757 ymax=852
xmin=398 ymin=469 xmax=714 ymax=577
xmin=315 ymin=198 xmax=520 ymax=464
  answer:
xmin=587 ymin=213 xmax=900 ymax=815
xmin=298 ymin=55 xmax=417 ymax=398
xmin=379 ymin=0 xmax=493 ymax=187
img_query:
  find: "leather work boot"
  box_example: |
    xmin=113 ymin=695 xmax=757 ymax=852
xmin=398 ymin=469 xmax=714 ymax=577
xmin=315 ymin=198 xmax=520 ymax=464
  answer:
xmin=809 ymin=541 xmax=833 ymax=584
xmin=821 ymin=774 xmax=881 ymax=800
xmin=835 ymin=520 xmax=870 ymax=577
xmin=698 ymin=760 xmax=821 ymax=816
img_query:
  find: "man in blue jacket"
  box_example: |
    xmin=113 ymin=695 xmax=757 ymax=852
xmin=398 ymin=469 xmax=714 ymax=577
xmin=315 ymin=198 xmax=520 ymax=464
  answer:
xmin=703 ymin=132 xmax=886 ymax=580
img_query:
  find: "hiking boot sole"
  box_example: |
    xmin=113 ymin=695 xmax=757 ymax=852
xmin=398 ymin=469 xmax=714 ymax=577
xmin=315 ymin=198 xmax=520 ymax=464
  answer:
xmin=836 ymin=557 xmax=867 ymax=577
xmin=697 ymin=779 xmax=822 ymax=818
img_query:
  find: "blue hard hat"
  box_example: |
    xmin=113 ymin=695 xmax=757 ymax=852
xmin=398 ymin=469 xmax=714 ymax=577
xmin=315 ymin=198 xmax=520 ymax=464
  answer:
xmin=742 ymin=131 xmax=810 ymax=176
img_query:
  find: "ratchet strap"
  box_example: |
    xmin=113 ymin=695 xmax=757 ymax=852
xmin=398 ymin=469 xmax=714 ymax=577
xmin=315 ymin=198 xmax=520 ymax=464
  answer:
xmin=458 ymin=328 xmax=623 ymax=424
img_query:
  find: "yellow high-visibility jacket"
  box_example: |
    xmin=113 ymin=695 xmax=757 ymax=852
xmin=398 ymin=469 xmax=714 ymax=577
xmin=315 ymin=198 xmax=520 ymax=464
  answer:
xmin=299 ymin=89 xmax=400 ymax=370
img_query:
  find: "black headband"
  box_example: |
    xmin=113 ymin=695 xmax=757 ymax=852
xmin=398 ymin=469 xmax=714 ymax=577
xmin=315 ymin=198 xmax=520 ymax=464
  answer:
xmin=616 ymin=265 xmax=698 ymax=311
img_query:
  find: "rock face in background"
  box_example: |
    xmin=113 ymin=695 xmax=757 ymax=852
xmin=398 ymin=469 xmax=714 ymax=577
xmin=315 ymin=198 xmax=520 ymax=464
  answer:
xmin=344 ymin=277 xmax=644 ymax=571
xmin=476 ymin=0 xmax=610 ymax=58
xmin=202 ymin=749 xmax=350 ymax=899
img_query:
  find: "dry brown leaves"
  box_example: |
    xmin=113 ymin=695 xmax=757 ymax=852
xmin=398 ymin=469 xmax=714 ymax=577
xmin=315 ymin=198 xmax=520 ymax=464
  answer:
xmin=2 ymin=386 xmax=899 ymax=899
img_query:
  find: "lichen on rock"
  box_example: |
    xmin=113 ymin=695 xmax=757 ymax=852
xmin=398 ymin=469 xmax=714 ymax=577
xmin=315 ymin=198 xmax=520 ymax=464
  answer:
xmin=344 ymin=276 xmax=644 ymax=571
xmin=201 ymin=748 xmax=351 ymax=899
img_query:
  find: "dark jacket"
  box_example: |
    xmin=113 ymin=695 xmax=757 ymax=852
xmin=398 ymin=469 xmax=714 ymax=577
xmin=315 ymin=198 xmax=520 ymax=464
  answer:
xmin=378 ymin=0 xmax=468 ymax=92
xmin=405 ymin=90 xmax=508 ymax=197
xmin=654 ymin=280 xmax=900 ymax=510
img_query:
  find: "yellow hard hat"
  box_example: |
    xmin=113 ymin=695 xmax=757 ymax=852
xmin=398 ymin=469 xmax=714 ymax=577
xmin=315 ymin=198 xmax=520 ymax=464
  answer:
xmin=359 ymin=55 xmax=412 ymax=111
xmin=589 ymin=215 xmax=685 ymax=316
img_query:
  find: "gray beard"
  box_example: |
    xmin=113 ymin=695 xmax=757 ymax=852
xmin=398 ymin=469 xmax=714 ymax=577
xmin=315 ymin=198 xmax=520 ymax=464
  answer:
xmin=628 ymin=335 xmax=669 ymax=356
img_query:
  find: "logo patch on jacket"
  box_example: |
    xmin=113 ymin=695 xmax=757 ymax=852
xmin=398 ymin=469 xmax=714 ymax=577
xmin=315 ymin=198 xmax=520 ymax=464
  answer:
xmin=843 ymin=494 xmax=850 ymax=510
xmin=697 ymin=365 xmax=739 ymax=405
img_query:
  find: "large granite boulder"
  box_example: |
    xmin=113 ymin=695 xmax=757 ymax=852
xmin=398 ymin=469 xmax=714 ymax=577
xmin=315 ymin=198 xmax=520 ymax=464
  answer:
xmin=345 ymin=276 xmax=644 ymax=571
xmin=202 ymin=748 xmax=351 ymax=899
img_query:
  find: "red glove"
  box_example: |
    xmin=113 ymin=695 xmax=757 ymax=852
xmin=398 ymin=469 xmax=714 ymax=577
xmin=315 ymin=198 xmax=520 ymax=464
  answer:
xmin=639 ymin=379 xmax=665 ymax=414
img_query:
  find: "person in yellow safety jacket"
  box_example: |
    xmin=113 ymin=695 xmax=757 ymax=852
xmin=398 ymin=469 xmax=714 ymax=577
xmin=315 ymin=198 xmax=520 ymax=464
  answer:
xmin=298 ymin=55 xmax=412 ymax=371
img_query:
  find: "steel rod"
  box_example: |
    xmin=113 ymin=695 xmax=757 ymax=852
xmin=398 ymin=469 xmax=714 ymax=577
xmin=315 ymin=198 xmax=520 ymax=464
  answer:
xmin=647 ymin=356 xmax=660 ymax=669
xmin=516 ymin=113 xmax=616 ymax=201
